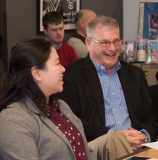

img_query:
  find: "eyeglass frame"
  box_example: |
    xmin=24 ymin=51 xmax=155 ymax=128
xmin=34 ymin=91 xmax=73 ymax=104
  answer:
xmin=89 ymin=38 xmax=122 ymax=47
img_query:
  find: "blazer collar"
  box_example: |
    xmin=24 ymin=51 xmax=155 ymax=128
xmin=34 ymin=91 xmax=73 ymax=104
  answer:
xmin=82 ymin=55 xmax=105 ymax=124
xmin=118 ymin=61 xmax=136 ymax=97
xmin=118 ymin=62 xmax=138 ymax=116
xmin=40 ymin=100 xmax=88 ymax=158
xmin=81 ymin=57 xmax=137 ymax=125
xmin=26 ymin=98 xmax=75 ymax=155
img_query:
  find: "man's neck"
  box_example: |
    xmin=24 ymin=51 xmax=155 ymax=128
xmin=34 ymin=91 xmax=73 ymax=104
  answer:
xmin=52 ymin=42 xmax=62 ymax=50
xmin=76 ymin=30 xmax=86 ymax=38
xmin=45 ymin=37 xmax=62 ymax=50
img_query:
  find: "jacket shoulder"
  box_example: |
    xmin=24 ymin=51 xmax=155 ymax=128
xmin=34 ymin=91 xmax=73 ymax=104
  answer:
xmin=65 ymin=58 xmax=86 ymax=70
xmin=120 ymin=60 xmax=143 ymax=72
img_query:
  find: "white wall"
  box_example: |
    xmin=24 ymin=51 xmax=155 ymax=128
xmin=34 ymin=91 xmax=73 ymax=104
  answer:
xmin=123 ymin=0 xmax=158 ymax=42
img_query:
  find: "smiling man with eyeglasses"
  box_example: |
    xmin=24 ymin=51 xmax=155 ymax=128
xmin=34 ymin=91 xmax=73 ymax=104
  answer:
xmin=58 ymin=15 xmax=158 ymax=160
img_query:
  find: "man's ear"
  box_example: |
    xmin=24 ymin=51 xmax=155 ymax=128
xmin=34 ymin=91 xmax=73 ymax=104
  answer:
xmin=31 ymin=66 xmax=42 ymax=82
xmin=43 ymin=27 xmax=47 ymax=35
xmin=80 ymin=19 xmax=84 ymax=28
xmin=85 ymin=38 xmax=91 ymax=51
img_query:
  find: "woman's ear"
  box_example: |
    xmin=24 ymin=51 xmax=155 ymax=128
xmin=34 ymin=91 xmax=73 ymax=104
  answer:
xmin=31 ymin=66 xmax=42 ymax=82
xmin=43 ymin=27 xmax=48 ymax=36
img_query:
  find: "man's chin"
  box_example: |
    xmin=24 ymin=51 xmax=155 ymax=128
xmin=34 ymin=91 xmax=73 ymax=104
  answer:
xmin=57 ymin=38 xmax=63 ymax=42
xmin=56 ymin=40 xmax=63 ymax=44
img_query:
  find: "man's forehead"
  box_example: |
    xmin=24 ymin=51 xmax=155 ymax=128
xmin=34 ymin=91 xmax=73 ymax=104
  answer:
xmin=48 ymin=22 xmax=64 ymax=28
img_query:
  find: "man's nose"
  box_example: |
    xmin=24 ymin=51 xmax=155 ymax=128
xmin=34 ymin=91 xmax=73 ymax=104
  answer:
xmin=57 ymin=29 xmax=61 ymax=34
xmin=108 ymin=42 xmax=116 ymax=51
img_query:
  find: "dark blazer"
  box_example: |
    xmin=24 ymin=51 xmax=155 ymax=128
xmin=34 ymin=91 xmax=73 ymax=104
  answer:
xmin=0 ymin=58 xmax=4 ymax=77
xmin=58 ymin=55 xmax=158 ymax=142
xmin=148 ymin=84 xmax=158 ymax=125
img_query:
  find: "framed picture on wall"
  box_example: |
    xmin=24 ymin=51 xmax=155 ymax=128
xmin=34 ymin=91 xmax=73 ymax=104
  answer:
xmin=37 ymin=0 xmax=80 ymax=33
xmin=138 ymin=2 xmax=158 ymax=40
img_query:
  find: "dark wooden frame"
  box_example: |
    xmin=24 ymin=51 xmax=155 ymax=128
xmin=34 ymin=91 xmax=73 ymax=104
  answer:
xmin=37 ymin=0 xmax=80 ymax=34
xmin=0 ymin=0 xmax=8 ymax=71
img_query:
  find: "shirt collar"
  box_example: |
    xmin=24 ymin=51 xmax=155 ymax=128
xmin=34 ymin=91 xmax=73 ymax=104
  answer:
xmin=91 ymin=57 xmax=121 ymax=75
xmin=45 ymin=37 xmax=62 ymax=50
xmin=55 ymin=43 xmax=62 ymax=50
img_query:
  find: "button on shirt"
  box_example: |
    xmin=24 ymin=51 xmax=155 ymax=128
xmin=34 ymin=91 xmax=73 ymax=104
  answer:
xmin=92 ymin=60 xmax=151 ymax=142
xmin=93 ymin=61 xmax=131 ymax=131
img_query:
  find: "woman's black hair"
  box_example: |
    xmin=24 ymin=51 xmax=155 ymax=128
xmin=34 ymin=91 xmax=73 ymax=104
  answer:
xmin=0 ymin=38 xmax=52 ymax=112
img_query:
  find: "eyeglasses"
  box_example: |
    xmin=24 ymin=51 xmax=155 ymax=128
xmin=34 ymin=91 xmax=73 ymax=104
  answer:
xmin=90 ymin=38 xmax=122 ymax=47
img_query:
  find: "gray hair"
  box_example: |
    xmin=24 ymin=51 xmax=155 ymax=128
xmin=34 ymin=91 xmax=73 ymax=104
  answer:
xmin=86 ymin=15 xmax=120 ymax=38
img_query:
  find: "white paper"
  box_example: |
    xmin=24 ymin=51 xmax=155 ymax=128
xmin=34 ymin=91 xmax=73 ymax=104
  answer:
xmin=142 ymin=141 xmax=158 ymax=150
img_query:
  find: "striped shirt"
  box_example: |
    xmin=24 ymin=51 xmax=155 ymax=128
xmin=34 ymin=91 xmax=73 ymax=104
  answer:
xmin=92 ymin=60 xmax=150 ymax=141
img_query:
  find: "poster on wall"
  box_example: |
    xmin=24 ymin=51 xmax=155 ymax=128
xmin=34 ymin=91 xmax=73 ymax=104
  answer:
xmin=138 ymin=2 xmax=158 ymax=40
xmin=37 ymin=0 xmax=80 ymax=33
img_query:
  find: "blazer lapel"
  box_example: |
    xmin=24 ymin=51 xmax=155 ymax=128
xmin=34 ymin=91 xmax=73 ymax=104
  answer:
xmin=40 ymin=115 xmax=74 ymax=150
xmin=26 ymin=97 xmax=73 ymax=150
xmin=82 ymin=55 xmax=105 ymax=125
xmin=118 ymin=62 xmax=137 ymax=120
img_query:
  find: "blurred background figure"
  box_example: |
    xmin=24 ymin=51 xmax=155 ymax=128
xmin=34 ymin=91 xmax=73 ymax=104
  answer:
xmin=67 ymin=9 xmax=97 ymax=58
xmin=42 ymin=11 xmax=77 ymax=66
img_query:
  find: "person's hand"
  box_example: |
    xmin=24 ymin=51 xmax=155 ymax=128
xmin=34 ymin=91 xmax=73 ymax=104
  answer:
xmin=118 ymin=127 xmax=147 ymax=150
